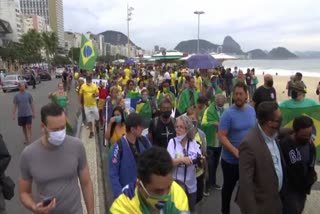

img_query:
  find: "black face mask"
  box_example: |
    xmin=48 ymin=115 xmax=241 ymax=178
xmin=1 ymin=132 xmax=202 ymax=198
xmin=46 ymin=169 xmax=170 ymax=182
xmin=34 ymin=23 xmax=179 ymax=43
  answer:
xmin=296 ymin=137 xmax=310 ymax=145
xmin=266 ymin=80 xmax=273 ymax=87
xmin=291 ymin=90 xmax=298 ymax=99
xmin=161 ymin=111 xmax=171 ymax=119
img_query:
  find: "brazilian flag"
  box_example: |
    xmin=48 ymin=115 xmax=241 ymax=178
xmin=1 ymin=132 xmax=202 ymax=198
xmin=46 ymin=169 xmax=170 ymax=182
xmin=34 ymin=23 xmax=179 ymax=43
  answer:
xmin=280 ymin=106 xmax=320 ymax=161
xmin=79 ymin=34 xmax=97 ymax=71
xmin=177 ymin=88 xmax=199 ymax=114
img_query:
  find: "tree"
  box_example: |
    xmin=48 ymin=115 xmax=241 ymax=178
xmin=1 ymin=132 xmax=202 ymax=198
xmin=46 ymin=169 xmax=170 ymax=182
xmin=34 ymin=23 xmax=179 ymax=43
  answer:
xmin=19 ymin=29 xmax=43 ymax=63
xmin=42 ymin=32 xmax=59 ymax=66
xmin=68 ymin=47 xmax=80 ymax=64
xmin=52 ymin=55 xmax=70 ymax=66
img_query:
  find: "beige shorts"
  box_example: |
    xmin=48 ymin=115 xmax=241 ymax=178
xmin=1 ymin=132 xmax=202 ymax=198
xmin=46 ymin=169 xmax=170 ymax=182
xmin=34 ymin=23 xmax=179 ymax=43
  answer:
xmin=84 ymin=106 xmax=99 ymax=122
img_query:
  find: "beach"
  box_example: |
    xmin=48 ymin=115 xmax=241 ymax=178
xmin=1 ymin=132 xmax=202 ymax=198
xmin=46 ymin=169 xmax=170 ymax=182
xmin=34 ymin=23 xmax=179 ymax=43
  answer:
xmin=255 ymin=75 xmax=319 ymax=102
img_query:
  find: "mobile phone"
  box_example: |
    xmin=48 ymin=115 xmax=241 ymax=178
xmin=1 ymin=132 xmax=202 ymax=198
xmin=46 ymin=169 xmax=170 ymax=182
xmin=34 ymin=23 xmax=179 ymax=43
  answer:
xmin=42 ymin=197 xmax=53 ymax=206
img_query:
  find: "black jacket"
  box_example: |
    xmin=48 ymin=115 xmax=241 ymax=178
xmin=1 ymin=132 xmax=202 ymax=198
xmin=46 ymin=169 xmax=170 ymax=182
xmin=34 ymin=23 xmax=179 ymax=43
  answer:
xmin=0 ymin=134 xmax=11 ymax=177
xmin=279 ymin=135 xmax=317 ymax=194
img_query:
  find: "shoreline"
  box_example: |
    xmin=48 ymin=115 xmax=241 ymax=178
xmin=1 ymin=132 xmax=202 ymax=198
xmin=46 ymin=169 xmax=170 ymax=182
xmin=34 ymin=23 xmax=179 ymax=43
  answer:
xmin=255 ymin=75 xmax=319 ymax=102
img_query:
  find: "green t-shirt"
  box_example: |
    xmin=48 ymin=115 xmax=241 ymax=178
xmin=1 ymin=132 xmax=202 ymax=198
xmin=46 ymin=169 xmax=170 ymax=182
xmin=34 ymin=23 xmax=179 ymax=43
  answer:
xmin=279 ymin=98 xmax=319 ymax=108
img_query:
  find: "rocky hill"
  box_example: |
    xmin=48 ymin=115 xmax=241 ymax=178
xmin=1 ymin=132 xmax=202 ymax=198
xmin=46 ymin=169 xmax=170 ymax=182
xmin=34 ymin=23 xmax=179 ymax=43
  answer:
xmin=175 ymin=36 xmax=244 ymax=55
xmin=175 ymin=39 xmax=219 ymax=54
xmin=99 ymin=30 xmax=141 ymax=49
xmin=247 ymin=49 xmax=268 ymax=59
xmin=222 ymin=36 xmax=243 ymax=55
xmin=268 ymin=47 xmax=297 ymax=59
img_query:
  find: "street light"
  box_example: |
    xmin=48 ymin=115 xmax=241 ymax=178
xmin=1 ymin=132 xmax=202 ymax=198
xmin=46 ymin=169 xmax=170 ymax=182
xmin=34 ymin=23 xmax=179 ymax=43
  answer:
xmin=194 ymin=11 xmax=205 ymax=54
xmin=127 ymin=4 xmax=134 ymax=58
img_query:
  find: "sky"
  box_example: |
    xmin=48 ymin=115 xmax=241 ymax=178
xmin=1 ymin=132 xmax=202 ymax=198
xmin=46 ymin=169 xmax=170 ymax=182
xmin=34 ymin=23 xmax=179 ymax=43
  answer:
xmin=64 ymin=0 xmax=320 ymax=52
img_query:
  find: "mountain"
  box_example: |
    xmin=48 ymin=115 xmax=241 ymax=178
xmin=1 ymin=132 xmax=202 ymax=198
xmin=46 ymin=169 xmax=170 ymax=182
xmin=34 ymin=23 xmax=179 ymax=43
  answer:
xmin=294 ymin=51 xmax=320 ymax=59
xmin=99 ymin=30 xmax=141 ymax=49
xmin=175 ymin=39 xmax=219 ymax=54
xmin=222 ymin=36 xmax=243 ymax=54
xmin=247 ymin=49 xmax=268 ymax=59
xmin=268 ymin=47 xmax=297 ymax=59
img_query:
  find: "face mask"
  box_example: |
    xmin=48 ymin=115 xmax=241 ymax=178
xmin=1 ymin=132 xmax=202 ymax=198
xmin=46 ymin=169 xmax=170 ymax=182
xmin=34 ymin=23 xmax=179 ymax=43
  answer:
xmin=163 ymin=87 xmax=168 ymax=93
xmin=291 ymin=90 xmax=298 ymax=99
xmin=192 ymin=121 xmax=198 ymax=128
xmin=266 ymin=80 xmax=273 ymax=87
xmin=176 ymin=133 xmax=187 ymax=142
xmin=161 ymin=111 xmax=171 ymax=119
xmin=296 ymin=137 xmax=310 ymax=145
xmin=216 ymin=106 xmax=223 ymax=112
xmin=142 ymin=96 xmax=148 ymax=101
xmin=47 ymin=128 xmax=66 ymax=146
xmin=212 ymin=82 xmax=217 ymax=88
xmin=139 ymin=181 xmax=170 ymax=210
xmin=115 ymin=115 xmax=122 ymax=123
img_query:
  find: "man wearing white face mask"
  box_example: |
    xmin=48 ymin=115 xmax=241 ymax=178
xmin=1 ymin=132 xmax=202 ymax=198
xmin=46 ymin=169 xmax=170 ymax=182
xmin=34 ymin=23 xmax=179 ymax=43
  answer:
xmin=18 ymin=103 xmax=94 ymax=214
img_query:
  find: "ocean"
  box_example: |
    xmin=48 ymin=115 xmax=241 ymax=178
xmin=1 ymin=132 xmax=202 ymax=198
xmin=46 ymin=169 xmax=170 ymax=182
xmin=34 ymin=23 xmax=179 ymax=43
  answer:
xmin=223 ymin=59 xmax=320 ymax=77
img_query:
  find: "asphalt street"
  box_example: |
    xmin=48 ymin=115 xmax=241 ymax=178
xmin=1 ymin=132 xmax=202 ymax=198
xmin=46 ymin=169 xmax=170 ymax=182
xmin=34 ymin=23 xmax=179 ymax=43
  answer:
xmin=0 ymin=77 xmax=79 ymax=214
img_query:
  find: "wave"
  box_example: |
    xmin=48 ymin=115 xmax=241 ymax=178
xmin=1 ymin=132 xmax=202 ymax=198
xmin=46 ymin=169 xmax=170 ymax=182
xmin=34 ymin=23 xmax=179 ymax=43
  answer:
xmin=238 ymin=67 xmax=320 ymax=77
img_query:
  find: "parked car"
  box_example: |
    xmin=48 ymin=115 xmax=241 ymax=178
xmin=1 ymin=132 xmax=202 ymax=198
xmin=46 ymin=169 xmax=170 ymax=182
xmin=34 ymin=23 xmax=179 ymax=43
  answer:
xmin=55 ymin=67 xmax=64 ymax=78
xmin=23 ymin=72 xmax=41 ymax=85
xmin=2 ymin=74 xmax=28 ymax=93
xmin=39 ymin=71 xmax=52 ymax=81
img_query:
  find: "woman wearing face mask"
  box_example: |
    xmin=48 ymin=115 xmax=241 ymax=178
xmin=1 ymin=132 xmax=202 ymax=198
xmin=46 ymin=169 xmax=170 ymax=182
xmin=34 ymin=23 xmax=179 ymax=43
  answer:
xmin=167 ymin=115 xmax=204 ymax=213
xmin=105 ymin=106 xmax=126 ymax=146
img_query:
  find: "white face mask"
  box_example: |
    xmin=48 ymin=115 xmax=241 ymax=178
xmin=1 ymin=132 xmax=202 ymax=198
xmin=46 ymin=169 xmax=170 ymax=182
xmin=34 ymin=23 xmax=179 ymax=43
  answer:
xmin=176 ymin=133 xmax=187 ymax=142
xmin=47 ymin=128 xmax=66 ymax=146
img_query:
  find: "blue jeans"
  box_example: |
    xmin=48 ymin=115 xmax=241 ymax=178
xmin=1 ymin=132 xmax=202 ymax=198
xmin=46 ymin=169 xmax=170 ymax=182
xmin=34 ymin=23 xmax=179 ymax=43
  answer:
xmin=206 ymin=147 xmax=222 ymax=187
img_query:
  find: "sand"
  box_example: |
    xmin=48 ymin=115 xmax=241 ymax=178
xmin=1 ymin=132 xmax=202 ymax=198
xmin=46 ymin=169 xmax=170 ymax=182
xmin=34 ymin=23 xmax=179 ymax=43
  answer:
xmin=255 ymin=75 xmax=320 ymax=102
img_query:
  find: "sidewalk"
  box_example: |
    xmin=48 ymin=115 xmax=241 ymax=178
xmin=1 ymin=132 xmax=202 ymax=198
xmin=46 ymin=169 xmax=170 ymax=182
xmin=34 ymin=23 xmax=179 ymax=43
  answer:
xmin=80 ymin=127 xmax=105 ymax=214
xmin=303 ymin=165 xmax=320 ymax=214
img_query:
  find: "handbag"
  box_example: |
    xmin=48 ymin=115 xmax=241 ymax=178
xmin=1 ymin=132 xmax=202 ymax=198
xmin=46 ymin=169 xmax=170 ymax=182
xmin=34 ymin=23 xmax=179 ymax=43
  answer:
xmin=1 ymin=176 xmax=15 ymax=200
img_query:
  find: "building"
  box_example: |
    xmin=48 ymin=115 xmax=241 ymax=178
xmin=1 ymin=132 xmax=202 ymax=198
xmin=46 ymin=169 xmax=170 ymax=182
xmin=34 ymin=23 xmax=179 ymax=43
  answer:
xmin=20 ymin=0 xmax=64 ymax=47
xmin=0 ymin=0 xmax=23 ymax=43
xmin=154 ymin=45 xmax=159 ymax=52
xmin=64 ymin=31 xmax=81 ymax=51
xmin=22 ymin=15 xmax=46 ymax=33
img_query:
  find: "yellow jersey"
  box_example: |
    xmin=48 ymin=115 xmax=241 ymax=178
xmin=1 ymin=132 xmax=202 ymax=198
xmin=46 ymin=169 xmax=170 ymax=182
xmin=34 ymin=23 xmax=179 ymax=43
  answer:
xmin=79 ymin=83 xmax=99 ymax=107
xmin=109 ymin=181 xmax=189 ymax=214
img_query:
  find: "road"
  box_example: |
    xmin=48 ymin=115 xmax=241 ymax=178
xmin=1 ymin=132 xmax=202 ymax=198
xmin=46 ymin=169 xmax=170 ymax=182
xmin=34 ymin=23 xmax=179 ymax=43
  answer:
xmin=0 ymin=77 xmax=79 ymax=213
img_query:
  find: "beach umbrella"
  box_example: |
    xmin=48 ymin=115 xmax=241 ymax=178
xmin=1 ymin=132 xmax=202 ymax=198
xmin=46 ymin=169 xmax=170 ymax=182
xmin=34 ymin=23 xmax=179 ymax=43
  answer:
xmin=187 ymin=54 xmax=221 ymax=69
xmin=125 ymin=58 xmax=135 ymax=65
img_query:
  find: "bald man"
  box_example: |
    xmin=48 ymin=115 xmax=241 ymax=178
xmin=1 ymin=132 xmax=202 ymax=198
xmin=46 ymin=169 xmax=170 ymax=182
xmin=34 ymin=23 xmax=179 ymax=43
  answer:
xmin=251 ymin=74 xmax=277 ymax=112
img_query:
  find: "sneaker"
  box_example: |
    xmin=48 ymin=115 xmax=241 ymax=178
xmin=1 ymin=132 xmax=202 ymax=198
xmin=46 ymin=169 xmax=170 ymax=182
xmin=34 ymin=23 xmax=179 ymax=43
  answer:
xmin=213 ymin=184 xmax=222 ymax=190
xmin=203 ymin=191 xmax=210 ymax=197
xmin=89 ymin=132 xmax=94 ymax=138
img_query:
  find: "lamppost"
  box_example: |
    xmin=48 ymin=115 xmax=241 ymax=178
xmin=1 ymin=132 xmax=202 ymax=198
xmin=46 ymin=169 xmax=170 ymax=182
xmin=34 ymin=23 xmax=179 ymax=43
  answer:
xmin=127 ymin=4 xmax=134 ymax=58
xmin=194 ymin=11 xmax=205 ymax=54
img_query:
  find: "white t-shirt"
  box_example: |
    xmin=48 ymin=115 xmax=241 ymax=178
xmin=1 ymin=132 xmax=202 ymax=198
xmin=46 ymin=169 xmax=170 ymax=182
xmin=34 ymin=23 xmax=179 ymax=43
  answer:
xmin=164 ymin=71 xmax=170 ymax=80
xmin=167 ymin=137 xmax=201 ymax=193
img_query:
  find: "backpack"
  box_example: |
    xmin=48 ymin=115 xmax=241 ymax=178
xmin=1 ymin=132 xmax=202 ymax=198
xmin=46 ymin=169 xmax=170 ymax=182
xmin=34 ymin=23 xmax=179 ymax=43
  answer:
xmin=116 ymin=136 xmax=151 ymax=159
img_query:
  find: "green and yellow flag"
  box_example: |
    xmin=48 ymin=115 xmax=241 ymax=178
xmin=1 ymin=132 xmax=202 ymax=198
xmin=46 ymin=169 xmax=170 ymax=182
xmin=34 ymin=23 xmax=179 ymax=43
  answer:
xmin=79 ymin=34 xmax=97 ymax=71
xmin=280 ymin=106 xmax=320 ymax=161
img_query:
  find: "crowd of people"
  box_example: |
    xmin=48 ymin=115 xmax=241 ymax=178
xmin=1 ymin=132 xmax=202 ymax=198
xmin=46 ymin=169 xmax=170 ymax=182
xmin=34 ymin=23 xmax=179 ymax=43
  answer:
xmin=1 ymin=63 xmax=317 ymax=214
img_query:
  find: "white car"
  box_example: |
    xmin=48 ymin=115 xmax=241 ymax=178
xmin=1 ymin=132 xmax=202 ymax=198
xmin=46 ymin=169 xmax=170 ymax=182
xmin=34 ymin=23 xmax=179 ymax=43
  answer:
xmin=55 ymin=68 xmax=64 ymax=78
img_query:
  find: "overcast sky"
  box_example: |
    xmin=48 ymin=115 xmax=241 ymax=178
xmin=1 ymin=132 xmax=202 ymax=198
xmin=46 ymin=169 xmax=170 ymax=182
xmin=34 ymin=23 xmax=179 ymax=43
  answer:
xmin=64 ymin=0 xmax=320 ymax=52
